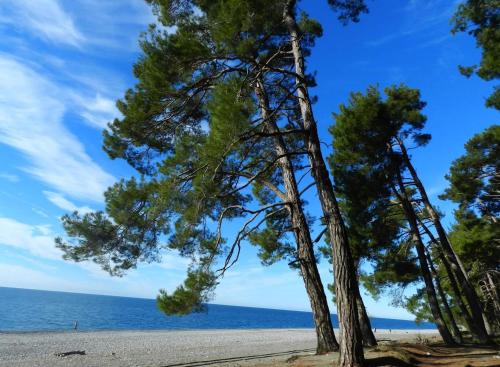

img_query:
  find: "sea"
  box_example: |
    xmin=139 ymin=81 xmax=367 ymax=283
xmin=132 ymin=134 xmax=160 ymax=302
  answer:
xmin=0 ymin=287 xmax=436 ymax=332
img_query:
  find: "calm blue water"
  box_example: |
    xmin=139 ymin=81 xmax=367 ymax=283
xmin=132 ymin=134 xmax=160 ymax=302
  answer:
xmin=0 ymin=287 xmax=435 ymax=332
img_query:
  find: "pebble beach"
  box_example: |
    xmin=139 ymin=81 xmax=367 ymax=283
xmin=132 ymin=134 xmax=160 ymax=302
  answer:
xmin=0 ymin=328 xmax=439 ymax=367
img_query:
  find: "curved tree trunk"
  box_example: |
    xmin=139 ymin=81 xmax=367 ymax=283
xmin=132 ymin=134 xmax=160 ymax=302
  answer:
xmin=425 ymin=248 xmax=463 ymax=344
xmin=393 ymin=172 xmax=456 ymax=345
xmin=356 ymin=286 xmax=377 ymax=347
xmin=283 ymin=2 xmax=364 ymax=366
xmin=398 ymin=140 xmax=491 ymax=344
xmin=254 ymin=80 xmax=338 ymax=354
xmin=418 ymin=218 xmax=476 ymax=342
xmin=413 ymin=233 xmax=455 ymax=345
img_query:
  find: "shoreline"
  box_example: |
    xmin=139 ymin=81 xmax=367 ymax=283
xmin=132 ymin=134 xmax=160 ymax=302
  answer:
xmin=0 ymin=328 xmax=440 ymax=367
xmin=0 ymin=326 xmax=438 ymax=334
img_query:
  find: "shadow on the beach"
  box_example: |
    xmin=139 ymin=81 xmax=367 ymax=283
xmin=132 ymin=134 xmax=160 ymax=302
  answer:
xmin=160 ymin=348 xmax=315 ymax=367
xmin=367 ymin=343 xmax=500 ymax=367
xmin=366 ymin=356 xmax=416 ymax=367
xmin=160 ymin=343 xmax=500 ymax=367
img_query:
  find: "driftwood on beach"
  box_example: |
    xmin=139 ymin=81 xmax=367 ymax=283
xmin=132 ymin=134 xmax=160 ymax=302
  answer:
xmin=54 ymin=350 xmax=86 ymax=357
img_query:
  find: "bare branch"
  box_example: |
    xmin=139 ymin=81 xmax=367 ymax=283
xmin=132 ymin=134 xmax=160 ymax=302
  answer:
xmin=223 ymin=170 xmax=287 ymax=202
xmin=299 ymin=182 xmax=315 ymax=197
xmin=313 ymin=227 xmax=328 ymax=244
xmin=216 ymin=202 xmax=289 ymax=275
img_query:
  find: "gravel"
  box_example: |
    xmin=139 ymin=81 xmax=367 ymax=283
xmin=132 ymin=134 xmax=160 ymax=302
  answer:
xmin=0 ymin=328 xmax=439 ymax=367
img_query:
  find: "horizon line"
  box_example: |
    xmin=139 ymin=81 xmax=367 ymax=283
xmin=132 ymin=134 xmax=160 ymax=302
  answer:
xmin=0 ymin=286 xmax=424 ymax=322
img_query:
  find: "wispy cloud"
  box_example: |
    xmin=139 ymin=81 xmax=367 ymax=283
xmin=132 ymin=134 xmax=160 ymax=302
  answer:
xmin=71 ymin=93 xmax=120 ymax=130
xmin=0 ymin=56 xmax=115 ymax=202
xmin=368 ymin=0 xmax=458 ymax=48
xmin=43 ymin=191 xmax=93 ymax=215
xmin=154 ymin=253 xmax=191 ymax=271
xmin=69 ymin=0 xmax=154 ymax=51
xmin=1 ymin=250 xmax=58 ymax=272
xmin=0 ymin=216 xmax=164 ymax=294
xmin=216 ymin=265 xmax=307 ymax=309
xmin=0 ymin=173 xmax=20 ymax=183
xmin=32 ymin=208 xmax=50 ymax=219
xmin=0 ymin=263 xmax=71 ymax=290
xmin=0 ymin=217 xmax=112 ymax=276
xmin=0 ymin=217 xmax=62 ymax=260
xmin=0 ymin=189 xmax=52 ymax=219
xmin=0 ymin=0 xmax=85 ymax=47
xmin=0 ymin=261 xmax=169 ymax=299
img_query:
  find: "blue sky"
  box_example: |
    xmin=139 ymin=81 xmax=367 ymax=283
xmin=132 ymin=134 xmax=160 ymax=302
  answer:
xmin=0 ymin=0 xmax=497 ymax=320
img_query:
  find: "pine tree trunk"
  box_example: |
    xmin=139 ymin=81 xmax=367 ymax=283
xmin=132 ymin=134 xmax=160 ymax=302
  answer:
xmin=254 ymin=80 xmax=338 ymax=354
xmin=393 ymin=173 xmax=456 ymax=345
xmin=397 ymin=139 xmax=492 ymax=344
xmin=283 ymin=3 xmax=364 ymax=365
xmin=413 ymin=233 xmax=456 ymax=345
xmin=296 ymin=229 xmax=340 ymax=354
xmin=425 ymin=248 xmax=463 ymax=344
xmin=483 ymin=314 xmax=494 ymax=335
xmin=418 ymin=218 xmax=478 ymax=341
xmin=356 ymin=287 xmax=377 ymax=347
xmin=486 ymin=272 xmax=500 ymax=324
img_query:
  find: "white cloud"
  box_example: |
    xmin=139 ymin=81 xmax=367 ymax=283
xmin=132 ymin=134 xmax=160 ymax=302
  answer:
xmin=68 ymin=0 xmax=154 ymax=51
xmin=0 ymin=263 xmax=72 ymax=290
xmin=3 ymin=251 xmax=58 ymax=272
xmin=74 ymin=261 xmax=116 ymax=279
xmin=35 ymin=224 xmax=52 ymax=236
xmin=0 ymin=0 xmax=85 ymax=47
xmin=0 ymin=173 xmax=19 ymax=182
xmin=72 ymin=93 xmax=120 ymax=130
xmin=0 ymin=217 xmax=176 ymax=297
xmin=0 ymin=217 xmax=62 ymax=260
xmin=215 ymin=265 xmax=310 ymax=310
xmin=0 ymin=56 xmax=114 ymax=202
xmin=153 ymin=253 xmax=191 ymax=271
xmin=32 ymin=208 xmax=50 ymax=218
xmin=0 ymin=261 xmax=169 ymax=299
xmin=44 ymin=191 xmax=93 ymax=214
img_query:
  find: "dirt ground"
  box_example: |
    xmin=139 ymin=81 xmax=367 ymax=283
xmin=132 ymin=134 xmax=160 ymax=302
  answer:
xmin=255 ymin=336 xmax=500 ymax=367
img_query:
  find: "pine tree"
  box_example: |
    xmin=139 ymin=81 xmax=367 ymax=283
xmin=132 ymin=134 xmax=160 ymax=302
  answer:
xmin=327 ymin=87 xmax=412 ymax=347
xmin=441 ymin=125 xmax=499 ymax=221
xmin=282 ymin=2 xmax=369 ymax=364
xmin=327 ymin=85 xmax=497 ymax=344
xmin=441 ymin=125 xmax=500 ymax=330
xmin=451 ymin=0 xmax=500 ymax=109
xmin=56 ymin=1 xmax=374 ymax=363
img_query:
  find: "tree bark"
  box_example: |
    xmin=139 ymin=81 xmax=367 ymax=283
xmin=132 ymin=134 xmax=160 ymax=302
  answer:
xmin=295 ymin=230 xmax=340 ymax=355
xmin=393 ymin=172 xmax=456 ymax=345
xmin=254 ymin=80 xmax=338 ymax=354
xmin=355 ymin=286 xmax=377 ymax=347
xmin=486 ymin=272 xmax=500 ymax=320
xmin=417 ymin=217 xmax=479 ymax=341
xmin=283 ymin=2 xmax=364 ymax=366
xmin=425 ymin=247 xmax=463 ymax=344
xmin=397 ymin=139 xmax=491 ymax=344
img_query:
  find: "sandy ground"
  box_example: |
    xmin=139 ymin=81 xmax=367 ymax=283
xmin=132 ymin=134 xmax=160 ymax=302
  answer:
xmin=0 ymin=328 xmax=440 ymax=367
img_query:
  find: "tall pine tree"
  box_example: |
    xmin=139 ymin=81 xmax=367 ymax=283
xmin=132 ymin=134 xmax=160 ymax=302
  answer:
xmin=328 ymin=85 xmax=495 ymax=344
